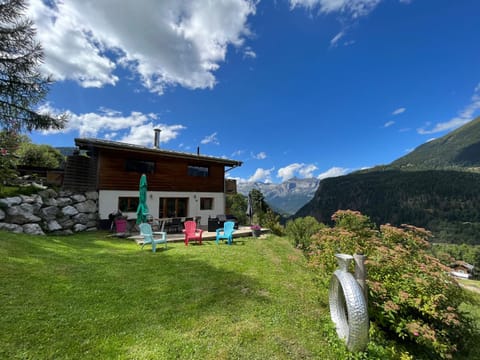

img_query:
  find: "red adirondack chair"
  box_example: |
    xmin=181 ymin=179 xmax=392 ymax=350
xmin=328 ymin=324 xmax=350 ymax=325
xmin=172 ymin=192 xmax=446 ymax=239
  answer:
xmin=183 ymin=220 xmax=203 ymax=246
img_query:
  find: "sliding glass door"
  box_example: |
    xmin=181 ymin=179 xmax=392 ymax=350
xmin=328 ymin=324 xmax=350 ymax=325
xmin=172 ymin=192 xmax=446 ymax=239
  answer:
xmin=159 ymin=197 xmax=188 ymax=218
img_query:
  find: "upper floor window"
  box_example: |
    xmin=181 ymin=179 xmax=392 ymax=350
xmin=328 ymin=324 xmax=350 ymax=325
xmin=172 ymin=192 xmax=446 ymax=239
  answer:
xmin=125 ymin=159 xmax=155 ymax=173
xmin=188 ymin=165 xmax=209 ymax=177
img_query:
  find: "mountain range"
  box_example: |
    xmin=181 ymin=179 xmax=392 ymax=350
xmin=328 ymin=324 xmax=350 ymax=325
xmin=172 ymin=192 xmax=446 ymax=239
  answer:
xmin=296 ymin=116 xmax=480 ymax=244
xmin=237 ymin=177 xmax=319 ymax=215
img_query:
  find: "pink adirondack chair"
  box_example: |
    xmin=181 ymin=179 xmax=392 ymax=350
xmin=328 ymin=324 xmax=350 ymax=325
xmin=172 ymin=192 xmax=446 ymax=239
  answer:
xmin=183 ymin=220 xmax=203 ymax=246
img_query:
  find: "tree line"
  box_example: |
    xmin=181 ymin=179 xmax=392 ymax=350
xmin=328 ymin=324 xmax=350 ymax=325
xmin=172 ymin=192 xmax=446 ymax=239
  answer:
xmin=296 ymin=169 xmax=480 ymax=245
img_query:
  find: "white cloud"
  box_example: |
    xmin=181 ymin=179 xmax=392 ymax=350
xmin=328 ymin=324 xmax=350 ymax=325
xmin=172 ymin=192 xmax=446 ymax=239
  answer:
xmin=384 ymin=120 xmax=395 ymax=128
xmin=243 ymin=46 xmax=257 ymax=59
xmin=122 ymin=124 xmax=186 ymax=146
xmin=298 ymin=164 xmax=319 ymax=178
xmin=27 ymin=0 xmax=256 ymax=93
xmin=248 ymin=168 xmax=274 ymax=183
xmin=418 ymin=82 xmax=480 ymax=134
xmin=253 ymin=151 xmax=267 ymax=160
xmin=392 ymin=107 xmax=406 ymax=115
xmin=277 ymin=163 xmax=318 ymax=182
xmin=330 ymin=31 xmax=344 ymax=47
xmin=290 ymin=0 xmax=381 ymax=18
xmin=37 ymin=104 xmax=185 ymax=146
xmin=201 ymin=132 xmax=219 ymax=145
xmin=232 ymin=149 xmax=245 ymax=157
xmin=318 ymin=166 xmax=349 ymax=180
xmin=291 ymin=0 xmax=381 ymax=49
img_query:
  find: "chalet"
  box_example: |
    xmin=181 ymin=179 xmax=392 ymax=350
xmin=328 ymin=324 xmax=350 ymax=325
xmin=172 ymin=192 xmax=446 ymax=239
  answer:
xmin=63 ymin=134 xmax=242 ymax=228
xmin=450 ymin=260 xmax=475 ymax=279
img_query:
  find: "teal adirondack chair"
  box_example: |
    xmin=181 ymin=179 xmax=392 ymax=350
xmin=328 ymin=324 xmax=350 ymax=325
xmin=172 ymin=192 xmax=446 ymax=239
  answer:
xmin=139 ymin=223 xmax=167 ymax=252
xmin=216 ymin=221 xmax=235 ymax=245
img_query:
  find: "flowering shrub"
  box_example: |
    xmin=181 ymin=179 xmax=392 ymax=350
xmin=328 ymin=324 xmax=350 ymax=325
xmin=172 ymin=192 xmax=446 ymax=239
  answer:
xmin=306 ymin=210 xmax=476 ymax=359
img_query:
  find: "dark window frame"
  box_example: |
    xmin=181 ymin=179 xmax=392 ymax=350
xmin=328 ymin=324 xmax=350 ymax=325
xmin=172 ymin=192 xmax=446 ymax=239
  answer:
xmin=187 ymin=165 xmax=209 ymax=177
xmin=125 ymin=159 xmax=155 ymax=174
xmin=200 ymin=197 xmax=214 ymax=210
xmin=159 ymin=197 xmax=189 ymax=218
xmin=118 ymin=196 xmax=139 ymax=212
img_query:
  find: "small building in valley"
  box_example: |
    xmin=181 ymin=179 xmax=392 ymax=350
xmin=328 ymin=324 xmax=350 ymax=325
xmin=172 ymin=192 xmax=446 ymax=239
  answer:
xmin=450 ymin=260 xmax=475 ymax=279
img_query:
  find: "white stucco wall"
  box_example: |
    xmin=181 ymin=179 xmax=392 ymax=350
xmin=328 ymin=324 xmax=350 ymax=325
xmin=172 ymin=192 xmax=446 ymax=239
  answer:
xmin=98 ymin=190 xmax=225 ymax=226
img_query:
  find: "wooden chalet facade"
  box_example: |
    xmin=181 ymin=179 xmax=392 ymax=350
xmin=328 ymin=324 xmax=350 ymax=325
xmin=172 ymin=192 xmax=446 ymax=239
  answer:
xmin=63 ymin=138 xmax=242 ymax=227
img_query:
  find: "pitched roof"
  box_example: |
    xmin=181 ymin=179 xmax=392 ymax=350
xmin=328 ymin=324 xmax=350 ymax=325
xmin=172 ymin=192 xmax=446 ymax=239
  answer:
xmin=75 ymin=138 xmax=243 ymax=168
xmin=450 ymin=260 xmax=475 ymax=271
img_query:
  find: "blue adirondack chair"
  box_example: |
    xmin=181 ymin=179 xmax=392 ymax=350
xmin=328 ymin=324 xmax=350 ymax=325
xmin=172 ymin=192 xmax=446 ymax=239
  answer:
xmin=216 ymin=221 xmax=235 ymax=245
xmin=139 ymin=223 xmax=167 ymax=252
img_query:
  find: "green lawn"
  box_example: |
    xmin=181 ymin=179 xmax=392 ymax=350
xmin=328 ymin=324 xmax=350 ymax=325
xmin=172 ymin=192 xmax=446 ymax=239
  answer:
xmin=0 ymin=231 xmax=348 ymax=360
xmin=2 ymin=231 xmax=480 ymax=359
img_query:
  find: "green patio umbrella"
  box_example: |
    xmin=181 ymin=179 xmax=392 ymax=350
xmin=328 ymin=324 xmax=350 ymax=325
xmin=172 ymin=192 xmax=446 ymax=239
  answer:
xmin=136 ymin=174 xmax=149 ymax=224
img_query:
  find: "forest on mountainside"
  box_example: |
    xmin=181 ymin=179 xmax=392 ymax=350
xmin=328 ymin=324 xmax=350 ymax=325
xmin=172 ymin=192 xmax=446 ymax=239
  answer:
xmin=296 ymin=169 xmax=480 ymax=244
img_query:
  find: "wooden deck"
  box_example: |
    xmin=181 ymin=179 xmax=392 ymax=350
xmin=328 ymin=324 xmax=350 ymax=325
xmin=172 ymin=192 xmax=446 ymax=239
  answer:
xmin=128 ymin=226 xmax=268 ymax=244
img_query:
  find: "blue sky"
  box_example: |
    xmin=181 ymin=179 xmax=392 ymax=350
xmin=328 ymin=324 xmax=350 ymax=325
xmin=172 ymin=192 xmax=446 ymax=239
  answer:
xmin=26 ymin=0 xmax=480 ymax=184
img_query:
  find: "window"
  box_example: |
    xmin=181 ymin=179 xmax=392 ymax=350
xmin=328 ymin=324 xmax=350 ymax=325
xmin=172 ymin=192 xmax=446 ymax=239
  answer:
xmin=188 ymin=165 xmax=209 ymax=177
xmin=125 ymin=159 xmax=155 ymax=173
xmin=200 ymin=197 xmax=214 ymax=210
xmin=159 ymin=197 xmax=188 ymax=218
xmin=118 ymin=197 xmax=139 ymax=212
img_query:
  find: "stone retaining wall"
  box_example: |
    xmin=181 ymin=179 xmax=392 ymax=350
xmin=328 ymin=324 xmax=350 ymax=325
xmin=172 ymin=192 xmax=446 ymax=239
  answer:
xmin=0 ymin=189 xmax=98 ymax=235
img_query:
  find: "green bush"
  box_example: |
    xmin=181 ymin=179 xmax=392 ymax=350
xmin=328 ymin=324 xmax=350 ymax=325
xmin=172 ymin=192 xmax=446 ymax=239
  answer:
xmin=15 ymin=142 xmax=64 ymax=168
xmin=285 ymin=216 xmax=323 ymax=249
xmin=262 ymin=209 xmax=285 ymax=236
xmin=307 ymin=210 xmax=477 ymax=359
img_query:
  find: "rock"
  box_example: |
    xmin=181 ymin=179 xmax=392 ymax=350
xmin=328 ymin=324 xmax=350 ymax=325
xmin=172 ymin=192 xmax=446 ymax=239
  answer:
xmin=23 ymin=223 xmax=45 ymax=235
xmin=74 ymin=200 xmax=97 ymax=213
xmin=40 ymin=206 xmax=59 ymax=221
xmin=20 ymin=195 xmax=36 ymax=204
xmin=87 ymin=213 xmax=98 ymax=220
xmin=47 ymin=220 xmax=62 ymax=232
xmin=86 ymin=220 xmax=97 ymax=228
xmin=0 ymin=196 xmax=22 ymax=207
xmin=72 ymin=212 xmax=89 ymax=224
xmin=28 ymin=182 xmax=47 ymax=190
xmin=73 ymin=224 xmax=87 ymax=232
xmin=7 ymin=204 xmax=41 ymax=224
xmin=57 ymin=217 xmax=74 ymax=229
xmin=0 ymin=190 xmax=100 ymax=235
xmin=58 ymin=190 xmax=72 ymax=197
xmin=0 ymin=222 xmax=23 ymax=233
xmin=56 ymin=197 xmax=72 ymax=207
xmin=85 ymin=191 xmax=99 ymax=200
xmin=62 ymin=205 xmax=79 ymax=216
xmin=43 ymin=197 xmax=58 ymax=206
xmin=71 ymin=194 xmax=86 ymax=203
xmin=38 ymin=188 xmax=58 ymax=199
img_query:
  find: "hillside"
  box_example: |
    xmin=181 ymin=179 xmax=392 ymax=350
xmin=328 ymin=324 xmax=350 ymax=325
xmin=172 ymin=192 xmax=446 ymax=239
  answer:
xmin=382 ymin=116 xmax=480 ymax=171
xmin=296 ymin=170 xmax=480 ymax=244
xmin=296 ymin=117 xmax=480 ymax=245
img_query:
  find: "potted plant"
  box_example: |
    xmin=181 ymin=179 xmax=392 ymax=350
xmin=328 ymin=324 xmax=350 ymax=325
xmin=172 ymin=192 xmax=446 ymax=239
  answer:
xmin=250 ymin=224 xmax=261 ymax=237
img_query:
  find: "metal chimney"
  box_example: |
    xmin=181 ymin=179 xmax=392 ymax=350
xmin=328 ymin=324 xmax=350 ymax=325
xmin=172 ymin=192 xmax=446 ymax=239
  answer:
xmin=154 ymin=128 xmax=161 ymax=149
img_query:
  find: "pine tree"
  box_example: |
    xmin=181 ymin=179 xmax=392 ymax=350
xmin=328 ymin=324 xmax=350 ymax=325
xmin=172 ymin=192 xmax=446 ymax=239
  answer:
xmin=0 ymin=0 xmax=66 ymax=132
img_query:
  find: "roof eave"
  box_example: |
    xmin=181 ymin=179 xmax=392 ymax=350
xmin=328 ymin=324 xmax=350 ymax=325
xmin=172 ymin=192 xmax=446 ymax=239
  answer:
xmin=74 ymin=138 xmax=243 ymax=167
